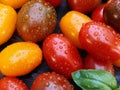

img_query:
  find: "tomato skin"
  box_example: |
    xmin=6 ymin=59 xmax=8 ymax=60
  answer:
xmin=0 ymin=4 xmax=17 ymax=45
xmin=0 ymin=77 xmax=28 ymax=90
xmin=45 ymin=0 xmax=62 ymax=7
xmin=67 ymin=0 xmax=102 ymax=14
xmin=17 ymin=0 xmax=57 ymax=42
xmin=43 ymin=34 xmax=83 ymax=79
xmin=30 ymin=72 xmax=74 ymax=90
xmin=84 ymin=54 xmax=114 ymax=75
xmin=91 ymin=4 xmax=106 ymax=23
xmin=60 ymin=11 xmax=91 ymax=48
xmin=0 ymin=42 xmax=42 ymax=77
xmin=0 ymin=0 xmax=29 ymax=9
xmin=79 ymin=21 xmax=120 ymax=62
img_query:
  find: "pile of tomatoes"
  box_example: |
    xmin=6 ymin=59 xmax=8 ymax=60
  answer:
xmin=1 ymin=0 xmax=120 ymax=90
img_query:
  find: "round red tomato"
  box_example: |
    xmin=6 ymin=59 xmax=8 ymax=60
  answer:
xmin=0 ymin=77 xmax=28 ymax=90
xmin=67 ymin=0 xmax=102 ymax=14
xmin=30 ymin=72 xmax=74 ymax=90
xmin=45 ymin=0 xmax=62 ymax=7
xmin=84 ymin=54 xmax=114 ymax=75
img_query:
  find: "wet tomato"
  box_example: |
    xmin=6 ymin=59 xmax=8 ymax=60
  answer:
xmin=31 ymin=72 xmax=74 ymax=90
xmin=67 ymin=0 xmax=102 ymax=14
xmin=43 ymin=34 xmax=83 ymax=79
xmin=0 ymin=42 xmax=42 ymax=76
xmin=0 ymin=77 xmax=28 ymax=90
xmin=60 ymin=11 xmax=91 ymax=48
xmin=84 ymin=54 xmax=114 ymax=75
xmin=17 ymin=0 xmax=57 ymax=42
xmin=0 ymin=4 xmax=17 ymax=45
xmin=45 ymin=0 xmax=62 ymax=7
xmin=79 ymin=21 xmax=120 ymax=62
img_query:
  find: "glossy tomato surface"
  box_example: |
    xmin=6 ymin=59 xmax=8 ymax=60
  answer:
xmin=0 ymin=0 xmax=120 ymax=90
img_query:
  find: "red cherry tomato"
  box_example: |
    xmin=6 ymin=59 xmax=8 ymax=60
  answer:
xmin=45 ymin=0 xmax=62 ymax=7
xmin=67 ymin=0 xmax=102 ymax=14
xmin=79 ymin=21 xmax=120 ymax=62
xmin=0 ymin=77 xmax=28 ymax=90
xmin=91 ymin=4 xmax=106 ymax=23
xmin=84 ymin=54 xmax=114 ymax=75
xmin=30 ymin=72 xmax=74 ymax=90
xmin=42 ymin=34 xmax=83 ymax=79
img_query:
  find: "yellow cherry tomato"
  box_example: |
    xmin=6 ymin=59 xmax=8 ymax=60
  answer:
xmin=0 ymin=0 xmax=29 ymax=9
xmin=0 ymin=42 xmax=42 ymax=76
xmin=60 ymin=10 xmax=92 ymax=48
xmin=0 ymin=4 xmax=17 ymax=45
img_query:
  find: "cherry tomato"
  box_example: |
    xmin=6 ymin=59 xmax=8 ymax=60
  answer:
xmin=84 ymin=54 xmax=114 ymax=75
xmin=30 ymin=72 xmax=74 ymax=90
xmin=91 ymin=4 xmax=106 ymax=23
xmin=42 ymin=34 xmax=83 ymax=79
xmin=0 ymin=0 xmax=29 ymax=9
xmin=45 ymin=0 xmax=62 ymax=7
xmin=17 ymin=0 xmax=57 ymax=42
xmin=67 ymin=0 xmax=102 ymax=14
xmin=60 ymin=11 xmax=91 ymax=48
xmin=0 ymin=77 xmax=28 ymax=90
xmin=0 ymin=4 xmax=17 ymax=45
xmin=0 ymin=42 xmax=42 ymax=77
xmin=79 ymin=21 xmax=120 ymax=62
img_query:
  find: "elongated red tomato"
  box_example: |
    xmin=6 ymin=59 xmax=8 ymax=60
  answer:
xmin=84 ymin=54 xmax=114 ymax=75
xmin=43 ymin=34 xmax=83 ymax=79
xmin=79 ymin=21 xmax=120 ymax=62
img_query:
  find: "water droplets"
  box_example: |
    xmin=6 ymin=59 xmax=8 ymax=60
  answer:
xmin=93 ymin=32 xmax=99 ymax=36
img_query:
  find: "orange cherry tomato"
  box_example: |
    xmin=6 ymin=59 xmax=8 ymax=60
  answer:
xmin=0 ymin=4 xmax=17 ymax=45
xmin=60 ymin=10 xmax=92 ymax=48
xmin=0 ymin=42 xmax=42 ymax=76
xmin=0 ymin=0 xmax=29 ymax=9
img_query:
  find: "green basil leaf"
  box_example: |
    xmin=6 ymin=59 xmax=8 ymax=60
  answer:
xmin=72 ymin=69 xmax=117 ymax=90
xmin=114 ymin=88 xmax=120 ymax=90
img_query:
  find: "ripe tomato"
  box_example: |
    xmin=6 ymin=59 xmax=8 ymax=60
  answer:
xmin=0 ymin=0 xmax=29 ymax=9
xmin=17 ymin=0 xmax=57 ymax=42
xmin=30 ymin=72 xmax=74 ymax=90
xmin=45 ymin=0 xmax=62 ymax=7
xmin=84 ymin=54 xmax=114 ymax=75
xmin=79 ymin=21 xmax=120 ymax=62
xmin=0 ymin=42 xmax=42 ymax=76
xmin=91 ymin=4 xmax=106 ymax=23
xmin=60 ymin=11 xmax=91 ymax=48
xmin=0 ymin=77 xmax=28 ymax=90
xmin=67 ymin=0 xmax=102 ymax=14
xmin=0 ymin=4 xmax=17 ymax=45
xmin=42 ymin=34 xmax=83 ymax=79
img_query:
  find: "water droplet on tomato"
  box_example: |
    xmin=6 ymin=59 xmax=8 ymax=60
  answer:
xmin=94 ymin=32 xmax=99 ymax=36
xmin=53 ymin=41 xmax=57 ymax=45
xmin=105 ymin=37 xmax=109 ymax=41
xmin=65 ymin=50 xmax=68 ymax=54
xmin=59 ymin=46 xmax=63 ymax=49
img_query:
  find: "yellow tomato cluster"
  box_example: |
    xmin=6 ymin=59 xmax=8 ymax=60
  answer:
xmin=0 ymin=1 xmax=43 ymax=77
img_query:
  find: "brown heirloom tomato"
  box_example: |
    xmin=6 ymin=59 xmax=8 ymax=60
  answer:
xmin=17 ymin=0 xmax=57 ymax=42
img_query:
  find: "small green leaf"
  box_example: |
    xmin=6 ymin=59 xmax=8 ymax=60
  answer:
xmin=114 ymin=88 xmax=120 ymax=90
xmin=72 ymin=69 xmax=117 ymax=90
